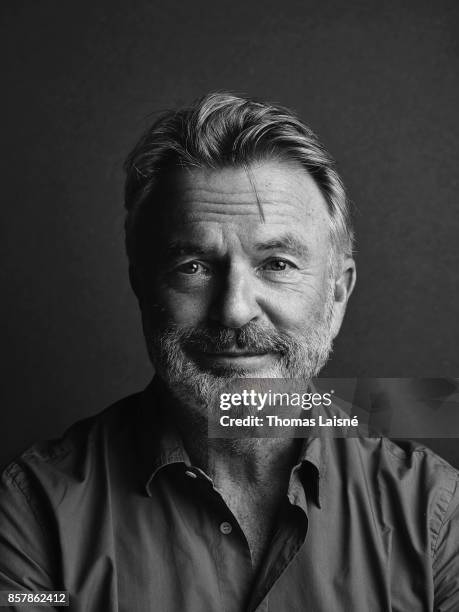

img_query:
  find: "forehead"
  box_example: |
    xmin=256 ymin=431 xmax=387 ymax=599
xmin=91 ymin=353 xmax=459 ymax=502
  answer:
xmin=156 ymin=161 xmax=331 ymax=247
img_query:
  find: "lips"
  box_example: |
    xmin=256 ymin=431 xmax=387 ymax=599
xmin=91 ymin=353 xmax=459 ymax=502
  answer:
xmin=190 ymin=349 xmax=275 ymax=370
xmin=202 ymin=350 xmax=268 ymax=357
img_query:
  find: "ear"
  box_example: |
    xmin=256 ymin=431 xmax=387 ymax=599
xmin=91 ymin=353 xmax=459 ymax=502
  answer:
xmin=329 ymin=257 xmax=356 ymax=339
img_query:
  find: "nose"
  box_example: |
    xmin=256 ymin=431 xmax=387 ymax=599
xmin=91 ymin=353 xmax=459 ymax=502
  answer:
xmin=210 ymin=264 xmax=262 ymax=329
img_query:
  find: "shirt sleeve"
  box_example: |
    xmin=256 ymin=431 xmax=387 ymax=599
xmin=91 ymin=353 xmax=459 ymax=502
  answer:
xmin=433 ymin=475 xmax=459 ymax=612
xmin=0 ymin=462 xmax=58 ymax=599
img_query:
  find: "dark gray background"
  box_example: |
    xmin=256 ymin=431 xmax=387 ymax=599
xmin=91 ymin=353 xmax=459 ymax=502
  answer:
xmin=1 ymin=0 xmax=458 ymax=468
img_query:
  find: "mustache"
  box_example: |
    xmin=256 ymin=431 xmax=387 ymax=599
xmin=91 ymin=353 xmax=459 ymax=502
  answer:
xmin=164 ymin=323 xmax=299 ymax=355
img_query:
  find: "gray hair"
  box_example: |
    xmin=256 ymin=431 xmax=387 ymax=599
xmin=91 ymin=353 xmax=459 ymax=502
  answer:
xmin=124 ymin=92 xmax=354 ymax=272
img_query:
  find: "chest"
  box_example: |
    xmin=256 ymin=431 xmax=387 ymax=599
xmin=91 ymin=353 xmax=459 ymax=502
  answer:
xmin=59 ymin=471 xmax=436 ymax=612
xmin=219 ymin=485 xmax=283 ymax=571
xmin=236 ymin=506 xmax=277 ymax=570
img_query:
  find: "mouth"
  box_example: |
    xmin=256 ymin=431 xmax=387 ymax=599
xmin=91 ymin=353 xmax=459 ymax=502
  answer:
xmin=203 ymin=350 xmax=267 ymax=357
xmin=189 ymin=348 xmax=275 ymax=369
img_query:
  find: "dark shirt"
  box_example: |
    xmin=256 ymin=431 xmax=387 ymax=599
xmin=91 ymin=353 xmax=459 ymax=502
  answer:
xmin=1 ymin=382 xmax=459 ymax=611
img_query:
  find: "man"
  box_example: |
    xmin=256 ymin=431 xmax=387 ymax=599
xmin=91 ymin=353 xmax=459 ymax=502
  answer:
xmin=1 ymin=92 xmax=458 ymax=611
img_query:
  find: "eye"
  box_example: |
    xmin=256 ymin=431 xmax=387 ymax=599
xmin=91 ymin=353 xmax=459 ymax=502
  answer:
xmin=175 ymin=261 xmax=209 ymax=275
xmin=262 ymin=258 xmax=296 ymax=272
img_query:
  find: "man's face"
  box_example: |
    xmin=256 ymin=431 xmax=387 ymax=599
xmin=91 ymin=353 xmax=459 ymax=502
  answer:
xmin=137 ymin=160 xmax=355 ymax=405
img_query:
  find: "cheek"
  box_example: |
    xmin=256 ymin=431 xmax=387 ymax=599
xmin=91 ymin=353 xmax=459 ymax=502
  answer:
xmin=266 ymin=299 xmax=310 ymax=332
xmin=155 ymin=287 xmax=212 ymax=326
xmin=263 ymin=285 xmax=330 ymax=332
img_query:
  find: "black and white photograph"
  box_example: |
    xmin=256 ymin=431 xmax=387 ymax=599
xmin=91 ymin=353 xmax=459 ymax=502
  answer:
xmin=1 ymin=2 xmax=458 ymax=610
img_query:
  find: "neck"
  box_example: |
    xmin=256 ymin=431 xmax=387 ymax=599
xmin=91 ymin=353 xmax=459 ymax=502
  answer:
xmin=159 ymin=382 xmax=302 ymax=487
xmin=195 ymin=436 xmax=301 ymax=487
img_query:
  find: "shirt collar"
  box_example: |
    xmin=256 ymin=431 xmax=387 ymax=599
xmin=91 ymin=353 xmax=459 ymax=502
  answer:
xmin=137 ymin=378 xmax=326 ymax=507
xmin=289 ymin=436 xmax=325 ymax=510
xmin=137 ymin=379 xmax=191 ymax=496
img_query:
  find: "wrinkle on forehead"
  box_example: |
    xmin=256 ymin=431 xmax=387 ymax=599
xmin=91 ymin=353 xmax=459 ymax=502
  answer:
xmin=162 ymin=161 xmax=330 ymax=230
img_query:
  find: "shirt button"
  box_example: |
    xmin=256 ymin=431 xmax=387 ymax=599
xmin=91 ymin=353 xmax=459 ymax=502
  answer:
xmin=220 ymin=521 xmax=232 ymax=535
xmin=185 ymin=470 xmax=197 ymax=478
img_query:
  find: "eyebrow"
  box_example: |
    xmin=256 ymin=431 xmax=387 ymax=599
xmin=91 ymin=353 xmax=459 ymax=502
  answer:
xmin=164 ymin=233 xmax=310 ymax=260
xmin=253 ymin=233 xmax=310 ymax=260
xmin=165 ymin=241 xmax=213 ymax=258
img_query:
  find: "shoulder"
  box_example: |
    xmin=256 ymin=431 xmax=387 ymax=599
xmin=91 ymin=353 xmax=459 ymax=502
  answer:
xmin=1 ymin=391 xmax=144 ymax=506
xmin=335 ymin=435 xmax=458 ymax=485
xmin=0 ymin=392 xmax=145 ymax=591
xmin=336 ymin=436 xmax=459 ymax=553
xmin=379 ymin=437 xmax=458 ymax=504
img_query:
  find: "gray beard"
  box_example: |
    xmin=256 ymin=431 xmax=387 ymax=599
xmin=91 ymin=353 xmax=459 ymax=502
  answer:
xmin=143 ymin=286 xmax=335 ymax=421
